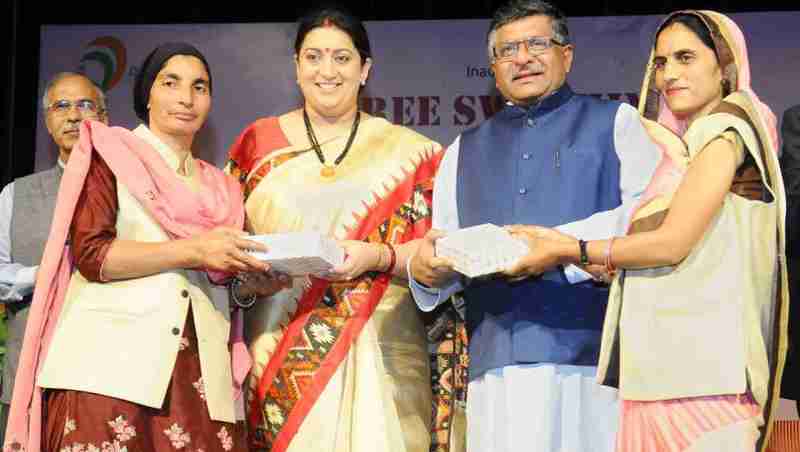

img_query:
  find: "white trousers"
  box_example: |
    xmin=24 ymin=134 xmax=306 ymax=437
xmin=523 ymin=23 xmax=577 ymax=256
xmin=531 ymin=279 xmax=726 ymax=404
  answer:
xmin=467 ymin=364 xmax=619 ymax=452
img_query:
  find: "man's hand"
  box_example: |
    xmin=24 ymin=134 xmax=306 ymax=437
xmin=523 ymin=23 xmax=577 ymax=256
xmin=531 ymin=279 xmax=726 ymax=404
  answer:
xmin=730 ymin=167 xmax=764 ymax=200
xmin=581 ymin=264 xmax=612 ymax=283
xmin=410 ymin=229 xmax=459 ymax=288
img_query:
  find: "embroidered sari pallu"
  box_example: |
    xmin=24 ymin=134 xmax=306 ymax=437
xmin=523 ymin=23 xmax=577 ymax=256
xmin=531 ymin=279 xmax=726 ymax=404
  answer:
xmin=227 ymin=115 xmax=445 ymax=452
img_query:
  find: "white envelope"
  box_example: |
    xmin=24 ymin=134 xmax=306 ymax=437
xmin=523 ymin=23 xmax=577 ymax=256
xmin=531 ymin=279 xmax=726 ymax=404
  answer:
xmin=246 ymin=232 xmax=345 ymax=277
xmin=435 ymin=223 xmax=530 ymax=278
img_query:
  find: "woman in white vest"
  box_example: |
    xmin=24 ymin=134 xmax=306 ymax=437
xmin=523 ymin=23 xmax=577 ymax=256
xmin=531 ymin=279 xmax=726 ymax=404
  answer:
xmin=503 ymin=10 xmax=787 ymax=452
xmin=4 ymin=43 xmax=288 ymax=452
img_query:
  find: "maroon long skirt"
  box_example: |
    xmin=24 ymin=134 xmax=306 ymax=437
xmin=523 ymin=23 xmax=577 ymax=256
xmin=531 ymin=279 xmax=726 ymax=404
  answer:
xmin=43 ymin=309 xmax=247 ymax=452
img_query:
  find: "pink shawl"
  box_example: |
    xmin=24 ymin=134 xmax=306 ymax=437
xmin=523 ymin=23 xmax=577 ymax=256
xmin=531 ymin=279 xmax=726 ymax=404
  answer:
xmin=4 ymin=120 xmax=250 ymax=451
xmin=633 ymin=10 xmax=779 ymax=219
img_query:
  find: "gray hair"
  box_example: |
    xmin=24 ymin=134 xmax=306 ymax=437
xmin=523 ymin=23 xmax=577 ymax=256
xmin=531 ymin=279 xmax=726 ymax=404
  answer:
xmin=486 ymin=0 xmax=570 ymax=62
xmin=41 ymin=72 xmax=107 ymax=112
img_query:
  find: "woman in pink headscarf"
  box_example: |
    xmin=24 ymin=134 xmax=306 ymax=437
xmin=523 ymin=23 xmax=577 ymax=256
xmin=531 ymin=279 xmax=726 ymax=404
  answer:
xmin=503 ymin=10 xmax=788 ymax=452
xmin=4 ymin=42 xmax=288 ymax=452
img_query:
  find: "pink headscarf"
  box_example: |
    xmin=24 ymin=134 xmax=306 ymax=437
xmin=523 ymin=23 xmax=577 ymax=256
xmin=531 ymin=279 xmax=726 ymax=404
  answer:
xmin=631 ymin=10 xmax=779 ymax=225
xmin=4 ymin=121 xmax=249 ymax=451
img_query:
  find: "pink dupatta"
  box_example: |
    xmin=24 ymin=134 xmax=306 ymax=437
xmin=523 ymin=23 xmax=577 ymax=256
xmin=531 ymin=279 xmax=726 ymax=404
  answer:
xmin=632 ymin=10 xmax=779 ymax=221
xmin=4 ymin=120 xmax=250 ymax=451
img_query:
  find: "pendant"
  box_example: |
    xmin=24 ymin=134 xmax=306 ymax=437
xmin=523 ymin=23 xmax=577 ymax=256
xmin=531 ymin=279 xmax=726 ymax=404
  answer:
xmin=320 ymin=166 xmax=336 ymax=178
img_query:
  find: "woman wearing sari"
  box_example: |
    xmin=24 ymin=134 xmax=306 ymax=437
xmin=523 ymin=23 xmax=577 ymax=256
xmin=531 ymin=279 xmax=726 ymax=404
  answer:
xmin=502 ymin=10 xmax=788 ymax=451
xmin=225 ymin=7 xmax=448 ymax=452
xmin=4 ymin=43 xmax=285 ymax=452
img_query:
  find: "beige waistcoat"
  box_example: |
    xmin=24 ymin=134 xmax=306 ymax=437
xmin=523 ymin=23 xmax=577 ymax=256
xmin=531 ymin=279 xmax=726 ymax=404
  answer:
xmin=597 ymin=106 xmax=788 ymax=414
xmin=37 ymin=126 xmax=236 ymax=423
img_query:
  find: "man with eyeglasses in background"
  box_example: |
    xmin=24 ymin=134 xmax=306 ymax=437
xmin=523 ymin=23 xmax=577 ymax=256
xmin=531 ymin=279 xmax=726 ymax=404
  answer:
xmin=0 ymin=72 xmax=107 ymax=441
xmin=409 ymin=1 xmax=660 ymax=450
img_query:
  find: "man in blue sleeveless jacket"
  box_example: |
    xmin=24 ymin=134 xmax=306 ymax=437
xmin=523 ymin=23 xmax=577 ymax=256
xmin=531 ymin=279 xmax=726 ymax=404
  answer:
xmin=409 ymin=1 xmax=660 ymax=451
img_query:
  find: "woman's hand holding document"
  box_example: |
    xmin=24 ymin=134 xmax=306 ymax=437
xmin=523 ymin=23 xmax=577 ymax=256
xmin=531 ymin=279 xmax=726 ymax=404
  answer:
xmin=246 ymin=232 xmax=345 ymax=277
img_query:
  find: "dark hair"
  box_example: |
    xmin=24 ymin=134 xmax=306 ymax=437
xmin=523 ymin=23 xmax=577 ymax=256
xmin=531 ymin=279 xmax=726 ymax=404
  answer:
xmin=656 ymin=14 xmax=718 ymax=61
xmin=133 ymin=42 xmax=212 ymax=123
xmin=487 ymin=0 xmax=570 ymax=59
xmin=294 ymin=6 xmax=372 ymax=64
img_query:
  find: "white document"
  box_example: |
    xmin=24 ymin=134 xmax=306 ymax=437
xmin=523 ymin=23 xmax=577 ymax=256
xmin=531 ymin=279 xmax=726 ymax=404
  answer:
xmin=435 ymin=223 xmax=530 ymax=278
xmin=246 ymin=232 xmax=345 ymax=277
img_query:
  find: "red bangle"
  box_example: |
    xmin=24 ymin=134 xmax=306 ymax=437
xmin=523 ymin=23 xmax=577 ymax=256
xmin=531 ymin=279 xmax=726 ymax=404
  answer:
xmin=385 ymin=243 xmax=397 ymax=273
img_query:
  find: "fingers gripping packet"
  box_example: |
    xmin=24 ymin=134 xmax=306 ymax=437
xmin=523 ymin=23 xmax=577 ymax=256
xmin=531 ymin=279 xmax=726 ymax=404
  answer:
xmin=246 ymin=232 xmax=345 ymax=277
xmin=434 ymin=224 xmax=530 ymax=278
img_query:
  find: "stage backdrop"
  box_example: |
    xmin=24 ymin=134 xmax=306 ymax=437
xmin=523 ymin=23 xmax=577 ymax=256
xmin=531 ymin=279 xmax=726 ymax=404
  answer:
xmin=35 ymin=12 xmax=800 ymax=170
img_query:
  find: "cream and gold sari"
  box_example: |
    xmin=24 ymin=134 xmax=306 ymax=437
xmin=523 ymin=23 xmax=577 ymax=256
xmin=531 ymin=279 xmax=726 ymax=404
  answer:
xmin=227 ymin=115 xmax=445 ymax=452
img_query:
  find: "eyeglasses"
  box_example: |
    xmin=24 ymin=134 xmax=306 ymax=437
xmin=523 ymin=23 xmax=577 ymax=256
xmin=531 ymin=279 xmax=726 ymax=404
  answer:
xmin=46 ymin=99 xmax=103 ymax=117
xmin=493 ymin=36 xmax=566 ymax=62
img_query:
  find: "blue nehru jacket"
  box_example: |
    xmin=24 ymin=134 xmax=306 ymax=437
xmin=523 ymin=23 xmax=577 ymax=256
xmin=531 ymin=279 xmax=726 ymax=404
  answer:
xmin=457 ymin=84 xmax=624 ymax=380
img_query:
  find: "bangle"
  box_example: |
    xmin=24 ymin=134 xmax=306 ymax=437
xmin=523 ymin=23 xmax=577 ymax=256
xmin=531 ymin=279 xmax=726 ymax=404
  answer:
xmin=605 ymin=237 xmax=617 ymax=274
xmin=384 ymin=243 xmax=397 ymax=273
xmin=374 ymin=243 xmax=386 ymax=272
xmin=578 ymin=239 xmax=589 ymax=266
xmin=230 ymin=274 xmax=257 ymax=309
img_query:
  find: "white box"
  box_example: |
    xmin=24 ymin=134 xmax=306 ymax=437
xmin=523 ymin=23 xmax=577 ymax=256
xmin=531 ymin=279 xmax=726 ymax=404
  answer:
xmin=245 ymin=232 xmax=345 ymax=277
xmin=435 ymin=224 xmax=530 ymax=278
